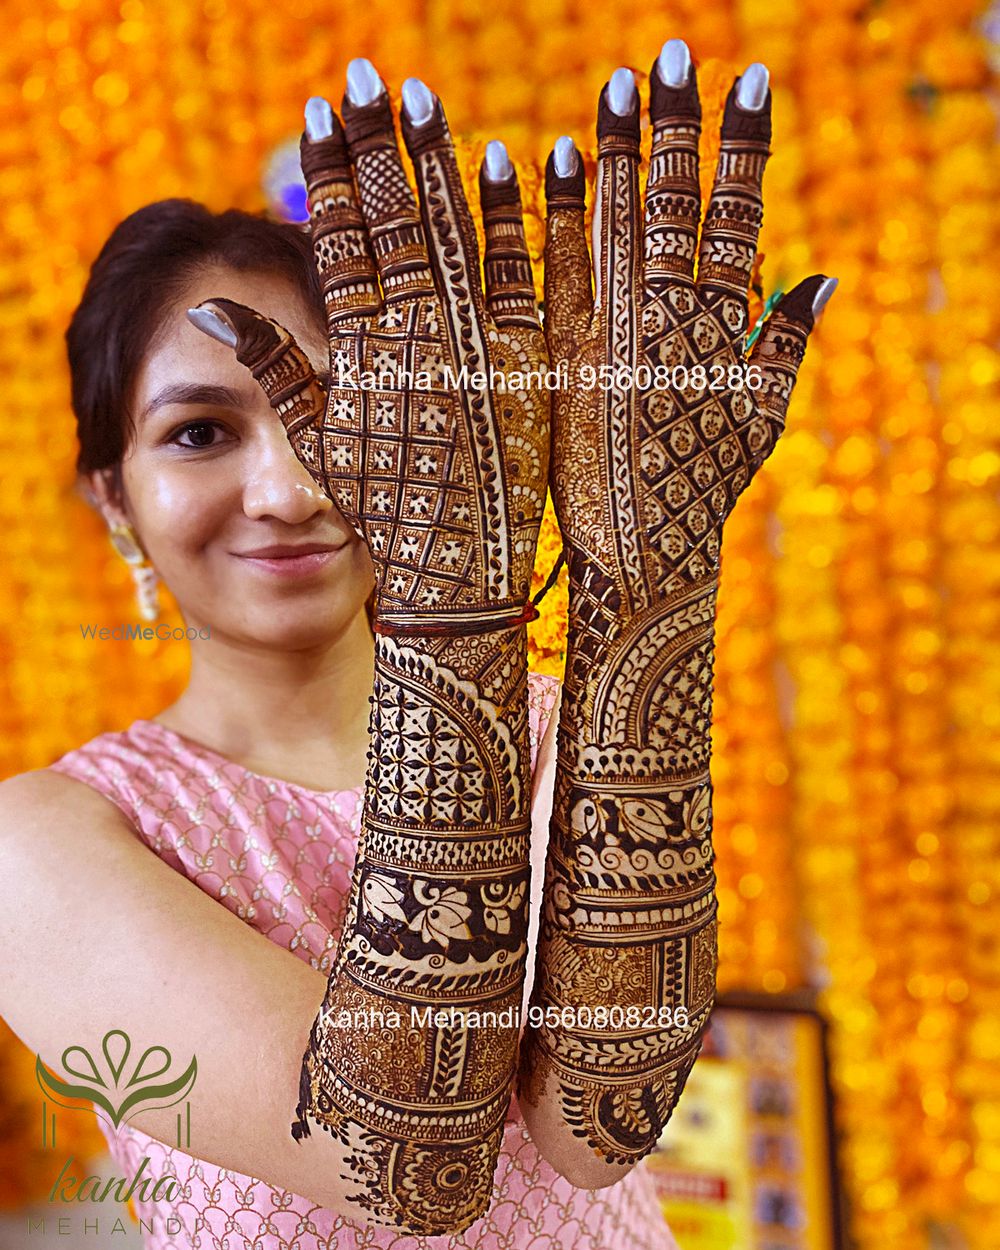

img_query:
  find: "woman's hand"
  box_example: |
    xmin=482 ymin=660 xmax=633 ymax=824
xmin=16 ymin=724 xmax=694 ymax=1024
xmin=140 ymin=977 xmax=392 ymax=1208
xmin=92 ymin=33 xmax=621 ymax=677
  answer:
xmin=188 ymin=65 xmax=551 ymax=1234
xmin=518 ymin=41 xmax=836 ymax=1183
xmin=543 ymin=44 xmax=834 ymax=665
xmin=190 ymin=68 xmax=549 ymax=636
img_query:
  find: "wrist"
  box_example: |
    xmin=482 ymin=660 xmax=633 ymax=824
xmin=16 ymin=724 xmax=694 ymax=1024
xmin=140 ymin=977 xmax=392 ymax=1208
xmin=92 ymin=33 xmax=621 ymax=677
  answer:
xmin=565 ymin=566 xmax=719 ymax=625
xmin=372 ymin=599 xmax=539 ymax=638
xmin=366 ymin=628 xmax=534 ymax=829
xmin=564 ymin=575 xmax=718 ymax=681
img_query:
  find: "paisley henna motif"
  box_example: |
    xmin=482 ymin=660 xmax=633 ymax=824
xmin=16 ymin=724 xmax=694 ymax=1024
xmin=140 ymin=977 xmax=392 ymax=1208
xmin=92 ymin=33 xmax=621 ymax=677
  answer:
xmin=519 ymin=56 xmax=830 ymax=1169
xmin=191 ymin=80 xmax=548 ymax=1234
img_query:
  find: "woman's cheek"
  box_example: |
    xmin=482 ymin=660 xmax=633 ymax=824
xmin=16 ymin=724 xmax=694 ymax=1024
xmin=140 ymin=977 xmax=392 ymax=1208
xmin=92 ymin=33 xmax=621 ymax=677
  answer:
xmin=351 ymin=541 xmax=377 ymax=589
xmin=129 ymin=465 xmax=234 ymax=606
xmin=144 ymin=464 xmax=233 ymax=553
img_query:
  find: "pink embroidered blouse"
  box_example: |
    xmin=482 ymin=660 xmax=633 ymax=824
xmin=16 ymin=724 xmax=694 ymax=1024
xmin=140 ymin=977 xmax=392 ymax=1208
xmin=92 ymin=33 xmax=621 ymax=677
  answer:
xmin=50 ymin=671 xmax=677 ymax=1250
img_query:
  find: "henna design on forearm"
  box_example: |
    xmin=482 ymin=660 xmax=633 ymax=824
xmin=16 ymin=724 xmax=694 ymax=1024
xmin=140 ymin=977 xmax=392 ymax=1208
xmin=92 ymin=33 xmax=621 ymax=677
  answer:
xmin=519 ymin=56 xmax=829 ymax=1169
xmin=521 ymin=577 xmax=720 ymax=1166
xmin=295 ymin=624 xmax=534 ymax=1232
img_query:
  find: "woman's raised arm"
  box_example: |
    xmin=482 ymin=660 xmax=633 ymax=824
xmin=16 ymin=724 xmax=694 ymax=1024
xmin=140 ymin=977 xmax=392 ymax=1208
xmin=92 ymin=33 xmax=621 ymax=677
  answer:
xmin=188 ymin=61 xmax=553 ymax=1234
xmin=0 ymin=768 xmax=356 ymax=1216
xmin=0 ymin=698 xmax=560 ymax=1225
xmin=518 ymin=42 xmax=836 ymax=1188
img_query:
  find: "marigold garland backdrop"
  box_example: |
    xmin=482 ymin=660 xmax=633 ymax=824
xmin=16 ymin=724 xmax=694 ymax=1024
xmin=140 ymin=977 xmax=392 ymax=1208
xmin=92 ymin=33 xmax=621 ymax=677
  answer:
xmin=1 ymin=1 xmax=997 ymax=1247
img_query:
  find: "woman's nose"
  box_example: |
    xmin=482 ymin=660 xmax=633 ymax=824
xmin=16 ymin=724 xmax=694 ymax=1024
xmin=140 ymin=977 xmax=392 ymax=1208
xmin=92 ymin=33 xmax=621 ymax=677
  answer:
xmin=241 ymin=425 xmax=335 ymax=523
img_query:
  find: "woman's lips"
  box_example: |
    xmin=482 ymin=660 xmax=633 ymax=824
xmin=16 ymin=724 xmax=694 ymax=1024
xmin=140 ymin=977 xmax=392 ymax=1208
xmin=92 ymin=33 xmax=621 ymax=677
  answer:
xmin=233 ymin=543 xmax=347 ymax=578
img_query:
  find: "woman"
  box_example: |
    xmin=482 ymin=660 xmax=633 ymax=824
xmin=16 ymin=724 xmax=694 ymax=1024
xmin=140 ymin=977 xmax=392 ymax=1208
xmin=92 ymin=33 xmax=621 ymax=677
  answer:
xmin=0 ymin=36 xmax=833 ymax=1248
xmin=0 ymin=61 xmax=679 ymax=1250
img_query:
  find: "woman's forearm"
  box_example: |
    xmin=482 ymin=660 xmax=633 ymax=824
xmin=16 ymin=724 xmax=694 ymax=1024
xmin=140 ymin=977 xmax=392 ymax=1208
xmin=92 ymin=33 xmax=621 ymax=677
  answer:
xmin=292 ymin=622 xmax=534 ymax=1234
xmin=519 ymin=45 xmax=828 ymax=1185
xmin=519 ymin=572 xmax=720 ymax=1182
xmin=3 ymin=644 xmax=539 ymax=1234
xmin=0 ymin=771 xmax=391 ymax=1225
xmin=182 ymin=74 xmax=552 ymax=1231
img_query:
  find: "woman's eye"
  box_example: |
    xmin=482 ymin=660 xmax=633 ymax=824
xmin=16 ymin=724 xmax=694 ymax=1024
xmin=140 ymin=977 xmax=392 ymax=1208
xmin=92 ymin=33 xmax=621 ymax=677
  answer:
xmin=170 ymin=420 xmax=229 ymax=448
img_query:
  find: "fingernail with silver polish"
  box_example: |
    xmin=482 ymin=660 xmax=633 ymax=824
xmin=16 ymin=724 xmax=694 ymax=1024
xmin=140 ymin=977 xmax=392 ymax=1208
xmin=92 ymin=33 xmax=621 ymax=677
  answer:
xmin=812 ymin=277 xmax=839 ymax=316
xmin=401 ymin=78 xmax=436 ymax=126
xmin=607 ymin=67 xmax=637 ymax=116
xmin=553 ymin=135 xmax=579 ymax=178
xmin=658 ymin=39 xmax=691 ymax=88
xmin=304 ymin=96 xmax=334 ymax=141
xmin=484 ymin=139 xmax=513 ymax=182
xmin=186 ymin=307 xmax=238 ymax=348
xmin=346 ymin=58 xmax=383 ymax=107
xmin=736 ymin=63 xmax=769 ymax=111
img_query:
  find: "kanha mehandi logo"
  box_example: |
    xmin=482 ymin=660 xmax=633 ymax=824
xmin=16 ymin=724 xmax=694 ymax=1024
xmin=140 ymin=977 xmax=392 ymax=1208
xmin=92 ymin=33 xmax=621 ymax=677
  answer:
xmin=30 ymin=1027 xmax=198 ymax=1227
xmin=36 ymin=1028 xmax=197 ymax=1136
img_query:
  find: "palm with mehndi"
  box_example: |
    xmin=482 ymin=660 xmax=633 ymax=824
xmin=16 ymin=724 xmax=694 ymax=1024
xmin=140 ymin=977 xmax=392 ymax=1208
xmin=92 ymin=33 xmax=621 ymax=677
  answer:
xmin=543 ymin=49 xmax=835 ymax=677
xmin=189 ymin=65 xmax=550 ymax=1234
xmin=191 ymin=70 xmax=548 ymax=634
xmin=519 ymin=43 xmax=836 ymax=1171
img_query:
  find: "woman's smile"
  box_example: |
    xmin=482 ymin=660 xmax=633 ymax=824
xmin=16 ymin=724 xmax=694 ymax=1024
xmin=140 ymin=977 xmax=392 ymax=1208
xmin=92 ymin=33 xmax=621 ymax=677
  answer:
xmin=231 ymin=540 xmax=350 ymax=578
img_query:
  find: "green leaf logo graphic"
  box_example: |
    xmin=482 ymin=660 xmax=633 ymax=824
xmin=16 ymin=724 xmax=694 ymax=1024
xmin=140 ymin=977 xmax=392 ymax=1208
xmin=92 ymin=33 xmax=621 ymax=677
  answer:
xmin=36 ymin=1030 xmax=197 ymax=1129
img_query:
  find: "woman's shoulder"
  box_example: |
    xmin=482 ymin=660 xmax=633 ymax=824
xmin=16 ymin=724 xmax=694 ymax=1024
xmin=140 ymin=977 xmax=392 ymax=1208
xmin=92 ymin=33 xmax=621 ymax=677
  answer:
xmin=0 ymin=763 xmax=92 ymax=809
xmin=0 ymin=762 xmax=137 ymax=844
xmin=48 ymin=722 xmax=175 ymax=813
xmin=1 ymin=722 xmax=181 ymax=840
xmin=49 ymin=721 xmax=168 ymax=771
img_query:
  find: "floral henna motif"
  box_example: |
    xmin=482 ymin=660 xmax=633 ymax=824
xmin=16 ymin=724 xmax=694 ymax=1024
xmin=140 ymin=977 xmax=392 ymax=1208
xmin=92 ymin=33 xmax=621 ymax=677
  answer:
xmin=189 ymin=76 xmax=549 ymax=1234
xmin=519 ymin=56 xmax=829 ymax=1167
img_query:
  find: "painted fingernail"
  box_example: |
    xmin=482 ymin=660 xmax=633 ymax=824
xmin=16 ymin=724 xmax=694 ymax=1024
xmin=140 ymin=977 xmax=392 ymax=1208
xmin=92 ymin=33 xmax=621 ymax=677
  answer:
xmin=401 ymin=77 xmax=436 ymax=126
xmin=657 ymin=39 xmax=691 ymax=88
xmin=186 ymin=306 xmax=239 ymax=348
xmin=304 ymin=96 xmax=334 ymax=141
xmin=736 ymin=63 xmax=769 ymax=111
xmin=553 ymin=135 xmax=579 ymax=177
xmin=607 ymin=67 xmax=637 ymax=116
xmin=346 ymin=58 xmax=383 ymax=107
xmin=812 ymin=277 xmax=839 ymax=316
xmin=484 ymin=139 xmax=513 ymax=182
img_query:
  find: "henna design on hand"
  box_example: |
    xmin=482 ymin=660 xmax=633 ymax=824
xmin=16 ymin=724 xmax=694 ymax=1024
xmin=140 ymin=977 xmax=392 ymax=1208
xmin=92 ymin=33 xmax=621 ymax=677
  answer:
xmin=518 ymin=54 xmax=831 ymax=1169
xmin=189 ymin=76 xmax=549 ymax=1233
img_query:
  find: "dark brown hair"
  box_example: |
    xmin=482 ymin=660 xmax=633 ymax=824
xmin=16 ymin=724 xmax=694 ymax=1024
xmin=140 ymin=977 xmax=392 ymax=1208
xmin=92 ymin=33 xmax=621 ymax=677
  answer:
xmin=66 ymin=198 xmax=325 ymax=479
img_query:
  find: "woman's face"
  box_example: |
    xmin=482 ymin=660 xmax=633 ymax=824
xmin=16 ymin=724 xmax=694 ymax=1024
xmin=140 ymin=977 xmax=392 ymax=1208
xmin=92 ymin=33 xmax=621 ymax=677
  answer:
xmin=110 ymin=264 xmax=374 ymax=649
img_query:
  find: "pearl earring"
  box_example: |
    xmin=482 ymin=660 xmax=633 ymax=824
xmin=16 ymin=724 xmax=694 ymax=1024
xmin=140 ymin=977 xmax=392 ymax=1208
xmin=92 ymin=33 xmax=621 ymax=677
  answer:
xmin=109 ymin=523 xmax=160 ymax=622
